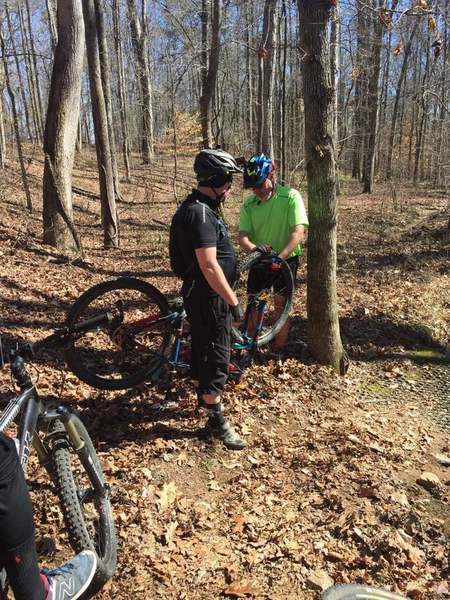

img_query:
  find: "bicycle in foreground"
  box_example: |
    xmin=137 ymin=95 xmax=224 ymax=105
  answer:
xmin=63 ymin=251 xmax=295 ymax=391
xmin=0 ymin=319 xmax=117 ymax=596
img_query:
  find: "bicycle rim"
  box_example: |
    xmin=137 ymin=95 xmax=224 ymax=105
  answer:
xmin=232 ymin=252 xmax=294 ymax=347
xmin=65 ymin=277 xmax=172 ymax=390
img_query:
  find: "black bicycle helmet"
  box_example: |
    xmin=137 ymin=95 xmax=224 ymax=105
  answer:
xmin=194 ymin=149 xmax=243 ymax=185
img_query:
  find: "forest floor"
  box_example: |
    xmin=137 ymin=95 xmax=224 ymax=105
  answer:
xmin=0 ymin=150 xmax=449 ymax=600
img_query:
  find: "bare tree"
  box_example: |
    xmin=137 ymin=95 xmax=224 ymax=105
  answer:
xmin=245 ymin=0 xmax=254 ymax=147
xmin=94 ymin=0 xmax=120 ymax=198
xmin=199 ymin=0 xmax=222 ymax=147
xmin=113 ymin=0 xmax=131 ymax=181
xmin=298 ymin=0 xmax=345 ymax=372
xmin=43 ymin=0 xmax=84 ymax=252
xmin=0 ymin=28 xmax=32 ymax=212
xmin=23 ymin=0 xmax=45 ymax=134
xmin=330 ymin=0 xmax=340 ymax=194
xmin=46 ymin=0 xmax=58 ymax=49
xmin=434 ymin=0 xmax=448 ymax=187
xmin=4 ymin=0 xmax=33 ymax=142
xmin=362 ymin=0 xmax=384 ymax=193
xmin=83 ymin=0 xmax=119 ymax=248
xmin=18 ymin=4 xmax=42 ymax=141
xmin=279 ymin=0 xmax=288 ymax=181
xmin=413 ymin=33 xmax=431 ymax=185
xmin=351 ymin=1 xmax=369 ymax=180
xmin=386 ymin=21 xmax=418 ymax=179
xmin=0 ymin=66 xmax=6 ymax=168
xmin=127 ymin=0 xmax=154 ymax=163
xmin=257 ymin=0 xmax=277 ymax=155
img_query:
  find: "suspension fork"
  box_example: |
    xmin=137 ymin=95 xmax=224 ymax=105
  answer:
xmin=56 ymin=406 xmax=107 ymax=496
xmin=171 ymin=310 xmax=187 ymax=364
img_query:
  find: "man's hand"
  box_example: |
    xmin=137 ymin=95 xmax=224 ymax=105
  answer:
xmin=230 ymin=303 xmax=244 ymax=323
xmin=254 ymin=244 xmax=272 ymax=254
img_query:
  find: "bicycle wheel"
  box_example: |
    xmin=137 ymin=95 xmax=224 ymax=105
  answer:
xmin=49 ymin=416 xmax=117 ymax=589
xmin=65 ymin=277 xmax=173 ymax=390
xmin=321 ymin=584 xmax=408 ymax=600
xmin=232 ymin=252 xmax=294 ymax=347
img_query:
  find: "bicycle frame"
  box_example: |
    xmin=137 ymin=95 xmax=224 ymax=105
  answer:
xmin=115 ymin=307 xmax=191 ymax=370
xmin=1 ymin=350 xmax=107 ymax=494
xmin=0 ymin=386 xmax=43 ymax=470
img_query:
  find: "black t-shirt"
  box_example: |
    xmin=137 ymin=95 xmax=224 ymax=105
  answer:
xmin=169 ymin=190 xmax=236 ymax=295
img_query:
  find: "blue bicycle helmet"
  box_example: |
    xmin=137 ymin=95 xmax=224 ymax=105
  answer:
xmin=243 ymin=153 xmax=274 ymax=188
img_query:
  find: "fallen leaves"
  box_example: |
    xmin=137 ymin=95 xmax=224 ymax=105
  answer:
xmin=2 ymin=157 xmax=449 ymax=600
xmin=156 ymin=481 xmax=179 ymax=511
xmin=416 ymin=471 xmax=441 ymax=491
xmin=223 ymin=580 xmax=261 ymax=598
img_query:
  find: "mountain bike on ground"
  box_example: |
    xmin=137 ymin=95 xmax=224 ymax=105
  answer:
xmin=0 ymin=320 xmax=117 ymax=595
xmin=63 ymin=251 xmax=295 ymax=391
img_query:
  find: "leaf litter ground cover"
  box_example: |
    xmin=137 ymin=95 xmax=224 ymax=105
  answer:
xmin=0 ymin=153 xmax=449 ymax=599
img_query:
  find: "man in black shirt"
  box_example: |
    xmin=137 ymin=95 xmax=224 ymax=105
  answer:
xmin=170 ymin=149 xmax=246 ymax=450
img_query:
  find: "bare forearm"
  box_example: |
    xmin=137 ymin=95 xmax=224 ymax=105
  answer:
xmin=200 ymin=263 xmax=238 ymax=306
xmin=279 ymin=228 xmax=305 ymax=260
xmin=238 ymin=232 xmax=255 ymax=253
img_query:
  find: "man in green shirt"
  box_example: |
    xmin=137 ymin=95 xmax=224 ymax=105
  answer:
xmin=238 ymin=153 xmax=308 ymax=354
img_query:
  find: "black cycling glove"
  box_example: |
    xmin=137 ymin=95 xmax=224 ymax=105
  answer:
xmin=230 ymin=303 xmax=244 ymax=322
xmin=254 ymin=244 xmax=272 ymax=254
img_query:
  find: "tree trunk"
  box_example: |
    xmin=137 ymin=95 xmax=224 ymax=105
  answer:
xmin=94 ymin=0 xmax=120 ymax=198
xmin=245 ymin=0 xmax=254 ymax=146
xmin=330 ymin=0 xmax=340 ymax=194
xmin=127 ymin=0 xmax=154 ymax=163
xmin=113 ymin=0 xmax=131 ymax=182
xmin=257 ymin=0 xmax=277 ymax=155
xmin=379 ymin=0 xmax=399 ymax=135
xmin=46 ymin=0 xmax=58 ymax=49
xmin=24 ymin=0 xmax=45 ymax=134
xmin=413 ymin=39 xmax=431 ymax=186
xmin=386 ymin=22 xmax=418 ymax=179
xmin=0 ymin=73 xmax=6 ymax=168
xmin=434 ymin=0 xmax=448 ymax=187
xmin=4 ymin=0 xmax=34 ymax=142
xmin=199 ymin=0 xmax=221 ymax=148
xmin=18 ymin=5 xmax=42 ymax=141
xmin=298 ymin=0 xmax=345 ymax=372
xmin=43 ymin=0 xmax=84 ymax=253
xmin=280 ymin=0 xmax=288 ymax=182
xmin=0 ymin=31 xmax=32 ymax=212
xmin=351 ymin=1 xmax=369 ymax=180
xmin=362 ymin=0 xmax=384 ymax=194
xmin=83 ymin=0 xmax=119 ymax=248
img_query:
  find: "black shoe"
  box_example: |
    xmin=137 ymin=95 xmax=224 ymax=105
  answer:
xmin=208 ymin=420 xmax=246 ymax=450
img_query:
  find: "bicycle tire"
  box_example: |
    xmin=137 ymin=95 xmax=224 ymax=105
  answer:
xmin=232 ymin=252 xmax=294 ymax=347
xmin=321 ymin=584 xmax=408 ymax=600
xmin=49 ymin=416 xmax=117 ymax=589
xmin=65 ymin=277 xmax=173 ymax=390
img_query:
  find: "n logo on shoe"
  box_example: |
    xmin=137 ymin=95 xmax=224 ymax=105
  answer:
xmin=56 ymin=576 xmax=75 ymax=599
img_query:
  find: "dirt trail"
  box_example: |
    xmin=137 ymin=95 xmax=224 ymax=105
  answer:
xmin=0 ymin=154 xmax=449 ymax=598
